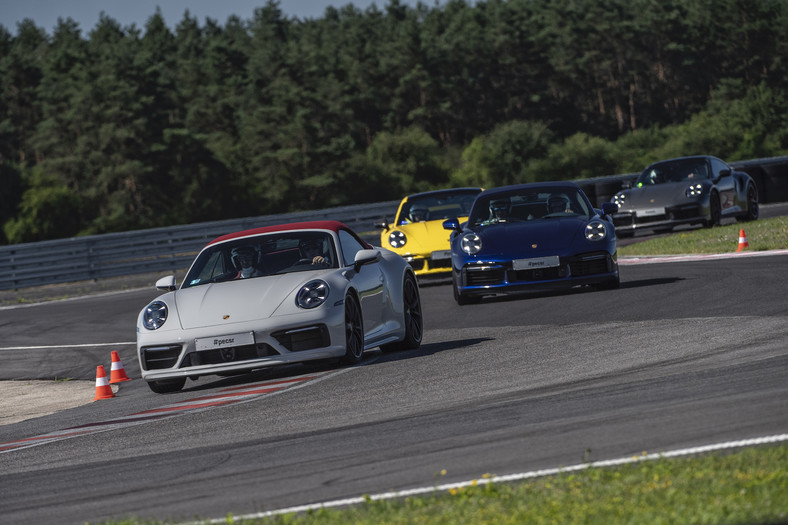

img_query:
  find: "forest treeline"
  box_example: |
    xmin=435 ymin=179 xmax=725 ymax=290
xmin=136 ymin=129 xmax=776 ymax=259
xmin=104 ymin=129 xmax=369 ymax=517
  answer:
xmin=1 ymin=0 xmax=787 ymax=244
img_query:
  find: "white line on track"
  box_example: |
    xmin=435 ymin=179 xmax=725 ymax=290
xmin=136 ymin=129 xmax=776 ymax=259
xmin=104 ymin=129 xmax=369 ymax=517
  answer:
xmin=192 ymin=433 xmax=788 ymax=524
xmin=0 ymin=341 xmax=135 ymax=351
xmin=619 ymin=248 xmax=788 ymax=265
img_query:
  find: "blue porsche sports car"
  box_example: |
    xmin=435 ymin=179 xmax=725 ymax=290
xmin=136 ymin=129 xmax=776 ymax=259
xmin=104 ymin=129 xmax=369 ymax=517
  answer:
xmin=443 ymin=182 xmax=620 ymax=305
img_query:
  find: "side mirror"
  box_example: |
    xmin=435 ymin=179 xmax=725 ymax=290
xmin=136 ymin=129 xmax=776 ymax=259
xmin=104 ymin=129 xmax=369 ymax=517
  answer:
xmin=443 ymin=217 xmax=461 ymax=232
xmin=353 ymin=249 xmax=382 ymax=272
xmin=601 ymin=202 xmax=619 ymax=217
xmin=156 ymin=275 xmax=177 ymax=291
xmin=719 ymin=169 xmax=731 ymax=178
xmin=374 ymin=218 xmax=390 ymax=231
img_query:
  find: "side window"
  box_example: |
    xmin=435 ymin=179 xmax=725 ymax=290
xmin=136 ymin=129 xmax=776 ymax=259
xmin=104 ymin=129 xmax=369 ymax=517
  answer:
xmin=186 ymin=249 xmax=230 ymax=287
xmin=710 ymin=158 xmax=727 ymax=179
xmin=338 ymin=230 xmax=365 ymax=267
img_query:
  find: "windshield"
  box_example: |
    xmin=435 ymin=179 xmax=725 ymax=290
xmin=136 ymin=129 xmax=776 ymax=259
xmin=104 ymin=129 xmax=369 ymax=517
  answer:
xmin=636 ymin=159 xmax=709 ymax=186
xmin=468 ymin=187 xmax=591 ymax=227
xmin=182 ymin=231 xmax=337 ymax=288
xmin=396 ymin=189 xmax=481 ymax=225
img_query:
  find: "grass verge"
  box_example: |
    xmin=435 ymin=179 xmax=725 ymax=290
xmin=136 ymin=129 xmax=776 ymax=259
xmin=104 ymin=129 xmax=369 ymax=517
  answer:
xmin=102 ymin=443 xmax=788 ymax=525
xmin=617 ymin=216 xmax=788 ymax=256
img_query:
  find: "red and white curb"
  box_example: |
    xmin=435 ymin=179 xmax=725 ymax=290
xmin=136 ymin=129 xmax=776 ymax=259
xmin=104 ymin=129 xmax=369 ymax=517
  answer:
xmin=0 ymin=373 xmax=329 ymax=453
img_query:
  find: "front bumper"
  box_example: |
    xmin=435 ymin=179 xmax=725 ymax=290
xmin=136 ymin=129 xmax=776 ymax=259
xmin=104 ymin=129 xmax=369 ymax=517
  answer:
xmin=137 ymin=304 xmax=346 ymax=382
xmin=456 ymin=251 xmax=618 ymax=296
xmin=612 ymin=202 xmax=706 ymax=232
xmin=400 ymin=250 xmax=453 ymax=276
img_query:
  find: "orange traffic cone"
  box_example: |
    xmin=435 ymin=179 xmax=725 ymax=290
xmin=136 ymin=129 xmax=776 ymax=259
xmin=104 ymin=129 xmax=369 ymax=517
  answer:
xmin=109 ymin=351 xmax=131 ymax=383
xmin=736 ymin=229 xmax=749 ymax=252
xmin=94 ymin=365 xmax=115 ymax=400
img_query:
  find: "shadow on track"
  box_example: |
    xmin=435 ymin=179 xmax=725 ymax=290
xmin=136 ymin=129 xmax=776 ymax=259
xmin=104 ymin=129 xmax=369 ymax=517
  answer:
xmin=167 ymin=337 xmax=493 ymax=394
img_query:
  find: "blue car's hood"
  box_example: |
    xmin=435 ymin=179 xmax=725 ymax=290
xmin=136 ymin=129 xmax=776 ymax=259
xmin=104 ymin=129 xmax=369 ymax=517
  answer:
xmin=472 ymin=218 xmax=587 ymax=258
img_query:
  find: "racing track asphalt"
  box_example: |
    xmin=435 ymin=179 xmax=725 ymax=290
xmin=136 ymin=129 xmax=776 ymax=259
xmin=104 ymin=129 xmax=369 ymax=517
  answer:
xmin=0 ymin=251 xmax=787 ymax=523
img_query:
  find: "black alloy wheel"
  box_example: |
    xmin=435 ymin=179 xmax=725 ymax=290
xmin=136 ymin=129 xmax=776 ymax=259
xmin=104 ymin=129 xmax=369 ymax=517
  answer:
xmin=381 ymin=273 xmax=423 ymax=352
xmin=342 ymin=293 xmax=364 ymax=364
xmin=706 ymin=191 xmax=721 ymax=227
xmin=737 ymin=183 xmax=759 ymax=222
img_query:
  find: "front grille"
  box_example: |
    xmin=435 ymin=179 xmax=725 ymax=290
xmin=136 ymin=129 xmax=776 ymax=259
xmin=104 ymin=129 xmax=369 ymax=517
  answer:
xmin=429 ymin=259 xmax=452 ymax=270
xmin=567 ymin=253 xmax=612 ymax=276
xmin=407 ymin=259 xmax=425 ymax=271
xmin=180 ymin=343 xmax=277 ymax=368
xmin=272 ymin=325 xmax=330 ymax=352
xmin=666 ymin=204 xmax=702 ymax=220
xmin=465 ymin=266 xmax=505 ymax=286
xmin=508 ymin=266 xmax=562 ymax=282
xmin=612 ymin=214 xmax=634 ymax=227
xmin=140 ymin=345 xmax=183 ymax=370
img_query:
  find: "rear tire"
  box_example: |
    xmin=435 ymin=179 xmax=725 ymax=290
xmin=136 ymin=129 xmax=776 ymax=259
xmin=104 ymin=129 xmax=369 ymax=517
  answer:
xmin=147 ymin=377 xmax=186 ymax=394
xmin=737 ymin=183 xmax=759 ymax=222
xmin=341 ymin=293 xmax=364 ymax=365
xmin=381 ymin=273 xmax=423 ymax=352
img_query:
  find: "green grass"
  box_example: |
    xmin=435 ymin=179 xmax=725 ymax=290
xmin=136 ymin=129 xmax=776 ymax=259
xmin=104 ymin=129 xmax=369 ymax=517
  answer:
xmin=99 ymin=443 xmax=788 ymax=525
xmin=618 ymin=216 xmax=788 ymax=256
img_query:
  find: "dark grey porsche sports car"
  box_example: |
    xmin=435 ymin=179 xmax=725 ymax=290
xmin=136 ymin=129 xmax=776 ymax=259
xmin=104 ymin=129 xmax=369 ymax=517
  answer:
xmin=610 ymin=155 xmax=759 ymax=236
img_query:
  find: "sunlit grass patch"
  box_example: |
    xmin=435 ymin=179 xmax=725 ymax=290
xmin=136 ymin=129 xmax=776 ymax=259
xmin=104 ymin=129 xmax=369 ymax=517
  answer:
xmin=100 ymin=443 xmax=788 ymax=525
xmin=618 ymin=216 xmax=788 ymax=256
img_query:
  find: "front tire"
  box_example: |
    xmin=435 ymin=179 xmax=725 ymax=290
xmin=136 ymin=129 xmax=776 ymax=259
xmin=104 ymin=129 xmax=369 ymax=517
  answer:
xmin=595 ymin=274 xmax=620 ymax=290
xmin=705 ymin=191 xmax=721 ymax=227
xmin=341 ymin=293 xmax=364 ymax=365
xmin=381 ymin=273 xmax=423 ymax=352
xmin=453 ymin=274 xmax=479 ymax=305
xmin=147 ymin=377 xmax=186 ymax=394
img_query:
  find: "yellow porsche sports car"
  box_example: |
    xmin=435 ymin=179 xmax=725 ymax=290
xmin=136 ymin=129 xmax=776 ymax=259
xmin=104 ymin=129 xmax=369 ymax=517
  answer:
xmin=376 ymin=187 xmax=483 ymax=277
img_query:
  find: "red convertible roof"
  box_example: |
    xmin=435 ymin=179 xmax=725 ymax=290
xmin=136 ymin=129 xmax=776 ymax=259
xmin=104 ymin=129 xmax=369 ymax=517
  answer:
xmin=207 ymin=220 xmax=355 ymax=246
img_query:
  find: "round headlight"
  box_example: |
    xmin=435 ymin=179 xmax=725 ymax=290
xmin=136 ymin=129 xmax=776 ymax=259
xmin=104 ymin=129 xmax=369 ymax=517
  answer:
xmin=461 ymin=233 xmax=482 ymax=255
xmin=686 ymin=183 xmax=703 ymax=197
xmin=143 ymin=301 xmax=168 ymax=330
xmin=388 ymin=230 xmax=407 ymax=248
xmin=585 ymin=221 xmax=607 ymax=241
xmin=296 ymin=280 xmax=329 ymax=309
xmin=613 ymin=193 xmax=626 ymax=206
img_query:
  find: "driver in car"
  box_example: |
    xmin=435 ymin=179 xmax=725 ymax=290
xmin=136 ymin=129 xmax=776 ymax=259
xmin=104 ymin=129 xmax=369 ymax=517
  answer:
xmin=299 ymin=239 xmax=330 ymax=267
xmin=232 ymin=245 xmax=264 ymax=279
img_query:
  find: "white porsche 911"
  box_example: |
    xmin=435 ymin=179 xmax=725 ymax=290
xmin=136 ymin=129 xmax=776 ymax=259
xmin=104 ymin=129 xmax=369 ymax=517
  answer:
xmin=136 ymin=221 xmax=423 ymax=393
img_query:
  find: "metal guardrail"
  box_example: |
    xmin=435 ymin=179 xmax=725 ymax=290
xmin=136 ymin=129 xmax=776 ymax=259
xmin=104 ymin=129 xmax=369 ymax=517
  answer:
xmin=1 ymin=156 xmax=786 ymax=291
xmin=0 ymin=200 xmax=399 ymax=290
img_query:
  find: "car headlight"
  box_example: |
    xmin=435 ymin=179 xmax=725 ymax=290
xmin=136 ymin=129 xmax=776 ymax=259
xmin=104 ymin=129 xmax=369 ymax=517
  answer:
xmin=585 ymin=221 xmax=607 ymax=241
xmin=460 ymin=233 xmax=482 ymax=255
xmin=143 ymin=301 xmax=168 ymax=330
xmin=388 ymin=230 xmax=406 ymax=248
xmin=613 ymin=193 xmax=626 ymax=206
xmin=296 ymin=280 xmax=329 ymax=309
xmin=686 ymin=183 xmax=703 ymax=197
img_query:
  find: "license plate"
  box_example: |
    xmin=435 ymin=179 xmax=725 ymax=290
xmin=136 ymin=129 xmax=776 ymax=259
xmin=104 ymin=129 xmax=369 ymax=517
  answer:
xmin=639 ymin=208 xmax=665 ymax=216
xmin=512 ymin=255 xmax=560 ymax=270
xmin=196 ymin=332 xmax=254 ymax=351
xmin=431 ymin=250 xmax=453 ymax=260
